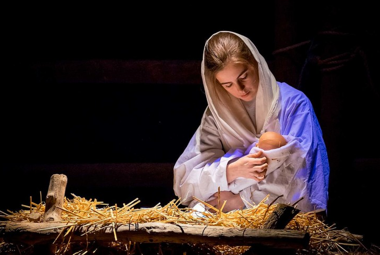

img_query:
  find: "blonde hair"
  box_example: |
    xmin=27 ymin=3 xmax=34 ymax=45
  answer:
xmin=204 ymin=32 xmax=257 ymax=74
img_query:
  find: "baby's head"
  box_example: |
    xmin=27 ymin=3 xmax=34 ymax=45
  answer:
xmin=257 ymin=132 xmax=287 ymax=150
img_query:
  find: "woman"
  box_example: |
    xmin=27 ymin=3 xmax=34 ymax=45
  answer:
xmin=173 ymin=31 xmax=330 ymax=213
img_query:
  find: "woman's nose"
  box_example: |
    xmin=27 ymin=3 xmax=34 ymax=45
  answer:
xmin=236 ymin=81 xmax=245 ymax=91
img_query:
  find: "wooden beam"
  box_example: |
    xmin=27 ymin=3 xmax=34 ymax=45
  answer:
xmin=3 ymin=221 xmax=309 ymax=249
xmin=31 ymin=60 xmax=202 ymax=84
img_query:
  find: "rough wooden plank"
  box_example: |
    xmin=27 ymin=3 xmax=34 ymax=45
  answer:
xmin=3 ymin=222 xmax=309 ymax=249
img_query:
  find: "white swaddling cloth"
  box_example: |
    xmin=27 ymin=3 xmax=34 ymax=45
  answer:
xmin=228 ymin=138 xmax=297 ymax=194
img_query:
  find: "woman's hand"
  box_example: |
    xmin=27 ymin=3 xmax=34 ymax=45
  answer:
xmin=226 ymin=150 xmax=268 ymax=183
xmin=206 ymin=191 xmax=244 ymax=213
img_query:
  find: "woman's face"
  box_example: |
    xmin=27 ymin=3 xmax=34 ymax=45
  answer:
xmin=215 ymin=61 xmax=259 ymax=102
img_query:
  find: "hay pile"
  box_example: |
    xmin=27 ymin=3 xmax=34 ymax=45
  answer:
xmin=0 ymin=193 xmax=376 ymax=255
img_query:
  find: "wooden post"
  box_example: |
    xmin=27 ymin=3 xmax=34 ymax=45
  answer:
xmin=263 ymin=204 xmax=300 ymax=229
xmin=43 ymin=174 xmax=67 ymax=222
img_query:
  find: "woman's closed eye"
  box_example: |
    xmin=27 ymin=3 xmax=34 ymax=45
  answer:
xmin=222 ymin=73 xmax=247 ymax=88
xmin=239 ymin=72 xmax=248 ymax=80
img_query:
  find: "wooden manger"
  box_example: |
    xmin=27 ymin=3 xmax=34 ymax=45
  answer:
xmin=0 ymin=174 xmax=367 ymax=255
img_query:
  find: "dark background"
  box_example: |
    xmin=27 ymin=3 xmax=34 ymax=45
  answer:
xmin=2 ymin=1 xmax=379 ymax=246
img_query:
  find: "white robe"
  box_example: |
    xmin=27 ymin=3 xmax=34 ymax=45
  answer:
xmin=173 ymin=31 xmax=330 ymax=212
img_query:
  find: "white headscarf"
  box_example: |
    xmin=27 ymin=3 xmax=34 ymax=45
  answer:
xmin=201 ymin=31 xmax=281 ymax=151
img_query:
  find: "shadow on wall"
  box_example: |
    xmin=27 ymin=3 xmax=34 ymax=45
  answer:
xmin=1 ymin=163 xmax=177 ymax=212
xmin=2 ymin=83 xmax=207 ymax=164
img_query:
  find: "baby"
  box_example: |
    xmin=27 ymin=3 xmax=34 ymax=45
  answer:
xmin=257 ymin=131 xmax=287 ymax=150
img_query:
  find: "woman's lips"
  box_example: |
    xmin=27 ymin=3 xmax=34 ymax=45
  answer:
xmin=241 ymin=90 xmax=250 ymax=97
